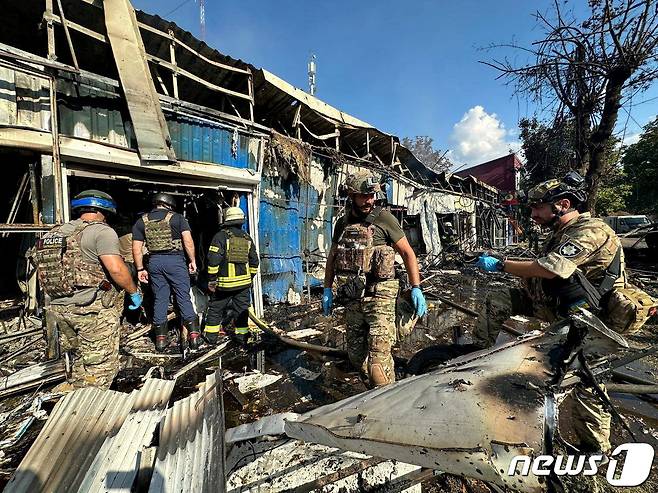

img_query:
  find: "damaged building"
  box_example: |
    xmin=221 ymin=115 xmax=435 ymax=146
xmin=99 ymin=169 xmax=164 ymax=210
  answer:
xmin=0 ymin=0 xmax=509 ymax=308
xmin=4 ymin=2 xmax=656 ymax=493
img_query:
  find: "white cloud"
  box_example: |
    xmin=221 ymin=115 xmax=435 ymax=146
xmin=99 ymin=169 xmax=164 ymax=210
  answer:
xmin=622 ymin=133 xmax=640 ymax=146
xmin=447 ymin=106 xmax=520 ymax=167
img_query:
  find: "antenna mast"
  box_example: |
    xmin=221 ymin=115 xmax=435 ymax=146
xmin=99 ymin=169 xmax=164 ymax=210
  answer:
xmin=307 ymin=53 xmax=317 ymax=96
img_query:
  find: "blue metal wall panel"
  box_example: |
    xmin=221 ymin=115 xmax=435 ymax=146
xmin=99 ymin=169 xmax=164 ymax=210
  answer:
xmin=167 ymin=116 xmax=257 ymax=169
xmin=258 ymin=175 xmax=304 ymax=303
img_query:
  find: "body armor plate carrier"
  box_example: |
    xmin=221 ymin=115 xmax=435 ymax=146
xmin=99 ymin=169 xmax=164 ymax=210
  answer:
xmin=335 ymin=207 xmax=396 ymax=299
xmin=143 ymin=212 xmax=182 ymax=252
xmin=35 ymin=221 xmax=107 ymax=298
xmin=226 ymin=230 xmax=251 ymax=263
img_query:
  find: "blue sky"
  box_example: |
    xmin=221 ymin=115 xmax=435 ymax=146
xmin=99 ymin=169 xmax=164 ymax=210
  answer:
xmin=133 ymin=0 xmax=658 ymax=167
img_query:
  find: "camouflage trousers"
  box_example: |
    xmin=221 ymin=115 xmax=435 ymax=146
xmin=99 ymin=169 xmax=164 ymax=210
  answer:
xmin=474 ymin=287 xmax=611 ymax=452
xmin=344 ymin=279 xmax=398 ymax=387
xmin=48 ymin=292 xmax=122 ymax=390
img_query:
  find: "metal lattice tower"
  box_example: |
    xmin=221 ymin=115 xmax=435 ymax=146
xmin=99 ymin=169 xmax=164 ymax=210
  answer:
xmin=199 ymin=0 xmax=206 ymax=40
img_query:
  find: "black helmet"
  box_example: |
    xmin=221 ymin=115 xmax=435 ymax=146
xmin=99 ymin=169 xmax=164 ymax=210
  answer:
xmin=152 ymin=193 xmax=177 ymax=210
xmin=527 ymin=171 xmax=588 ymax=206
xmin=71 ymin=190 xmax=117 ymax=215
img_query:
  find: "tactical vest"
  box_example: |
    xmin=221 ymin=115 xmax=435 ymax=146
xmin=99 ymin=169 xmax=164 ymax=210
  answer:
xmin=210 ymin=229 xmax=254 ymax=291
xmin=335 ymin=207 xmax=396 ymax=280
xmin=35 ymin=221 xmax=107 ymax=298
xmin=143 ymin=211 xmax=182 ymax=252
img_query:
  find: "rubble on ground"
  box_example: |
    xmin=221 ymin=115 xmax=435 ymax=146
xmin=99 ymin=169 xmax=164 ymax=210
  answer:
xmin=0 ymin=253 xmax=656 ymax=491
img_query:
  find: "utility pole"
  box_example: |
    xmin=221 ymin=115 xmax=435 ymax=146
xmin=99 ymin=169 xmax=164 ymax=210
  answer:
xmin=307 ymin=53 xmax=316 ymax=96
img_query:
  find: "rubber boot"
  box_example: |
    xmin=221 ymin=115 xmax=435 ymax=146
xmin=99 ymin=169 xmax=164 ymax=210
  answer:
xmin=185 ymin=319 xmax=202 ymax=351
xmin=153 ymin=323 xmax=169 ymax=352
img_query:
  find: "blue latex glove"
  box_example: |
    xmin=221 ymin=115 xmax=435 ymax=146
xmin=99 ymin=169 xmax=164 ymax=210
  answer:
xmin=128 ymin=291 xmax=143 ymax=310
xmin=322 ymin=288 xmax=333 ymax=315
xmin=476 ymin=254 xmax=502 ymax=272
xmin=411 ymin=287 xmax=427 ymax=318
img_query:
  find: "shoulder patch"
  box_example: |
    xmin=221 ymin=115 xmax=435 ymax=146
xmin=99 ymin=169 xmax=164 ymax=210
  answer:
xmin=558 ymin=240 xmax=583 ymax=258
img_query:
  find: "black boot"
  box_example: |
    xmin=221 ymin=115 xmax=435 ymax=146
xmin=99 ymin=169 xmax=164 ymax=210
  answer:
xmin=153 ymin=323 xmax=168 ymax=352
xmin=185 ymin=319 xmax=202 ymax=351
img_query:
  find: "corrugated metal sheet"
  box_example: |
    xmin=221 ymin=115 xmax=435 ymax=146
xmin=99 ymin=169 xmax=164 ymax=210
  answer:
xmin=259 ymin=152 xmax=337 ymax=302
xmin=259 ymin=174 xmax=304 ymax=304
xmin=58 ymin=82 xmax=135 ymax=149
xmin=148 ymin=370 xmax=225 ymax=493
xmin=5 ymin=378 xmax=174 ymax=493
xmin=0 ymin=67 xmax=50 ymax=130
xmin=167 ymin=116 xmax=258 ymax=169
xmin=76 ymin=378 xmax=175 ymax=492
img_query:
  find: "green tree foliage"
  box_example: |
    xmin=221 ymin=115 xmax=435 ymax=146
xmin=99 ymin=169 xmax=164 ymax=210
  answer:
xmin=519 ymin=117 xmax=577 ymax=186
xmin=519 ymin=117 xmax=628 ymax=214
xmin=623 ymin=117 xmax=658 ymax=215
xmin=596 ymin=165 xmax=632 ymax=216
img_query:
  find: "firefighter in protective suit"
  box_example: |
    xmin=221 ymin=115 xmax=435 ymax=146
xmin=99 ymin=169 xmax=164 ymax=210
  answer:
xmin=35 ymin=190 xmax=142 ymax=389
xmin=475 ymin=171 xmax=657 ymax=454
xmin=132 ymin=193 xmax=200 ymax=351
xmin=323 ymin=170 xmax=427 ymax=387
xmin=205 ymin=206 xmax=259 ymax=345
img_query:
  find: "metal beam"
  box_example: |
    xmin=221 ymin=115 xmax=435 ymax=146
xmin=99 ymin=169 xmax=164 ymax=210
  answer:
xmin=103 ymin=0 xmax=176 ymax=162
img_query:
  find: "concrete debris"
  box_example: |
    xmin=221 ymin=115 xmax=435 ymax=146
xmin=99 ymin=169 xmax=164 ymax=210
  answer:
xmin=227 ymin=438 xmax=423 ymax=493
xmin=233 ymin=371 xmax=282 ymax=393
xmin=285 ymin=328 xmax=323 ymax=340
xmin=291 ymin=366 xmax=321 ymax=381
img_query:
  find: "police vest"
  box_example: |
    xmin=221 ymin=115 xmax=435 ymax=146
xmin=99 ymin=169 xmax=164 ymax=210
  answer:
xmin=335 ymin=207 xmax=396 ymax=280
xmin=35 ymin=221 xmax=108 ymax=298
xmin=208 ymin=229 xmax=254 ymax=291
xmin=142 ymin=212 xmax=182 ymax=252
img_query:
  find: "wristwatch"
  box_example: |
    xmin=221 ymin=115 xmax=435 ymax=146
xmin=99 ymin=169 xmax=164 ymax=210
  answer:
xmin=137 ymin=268 xmax=146 ymax=272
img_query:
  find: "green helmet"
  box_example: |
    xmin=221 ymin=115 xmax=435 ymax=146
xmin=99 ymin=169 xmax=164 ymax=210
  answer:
xmin=344 ymin=170 xmax=382 ymax=194
xmin=71 ymin=190 xmax=117 ymax=215
xmin=527 ymin=171 xmax=587 ymax=206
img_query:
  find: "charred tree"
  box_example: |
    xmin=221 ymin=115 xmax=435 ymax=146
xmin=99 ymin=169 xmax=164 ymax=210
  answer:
xmin=484 ymin=0 xmax=658 ymax=212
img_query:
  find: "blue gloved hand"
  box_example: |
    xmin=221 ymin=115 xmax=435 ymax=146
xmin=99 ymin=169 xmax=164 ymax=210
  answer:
xmin=322 ymin=287 xmax=333 ymax=315
xmin=476 ymin=254 xmax=502 ymax=272
xmin=128 ymin=291 xmax=143 ymax=310
xmin=411 ymin=287 xmax=427 ymax=318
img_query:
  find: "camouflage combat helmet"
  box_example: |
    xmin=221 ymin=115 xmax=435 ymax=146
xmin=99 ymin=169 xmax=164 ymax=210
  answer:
xmin=344 ymin=170 xmax=382 ymax=194
xmin=527 ymin=171 xmax=588 ymax=206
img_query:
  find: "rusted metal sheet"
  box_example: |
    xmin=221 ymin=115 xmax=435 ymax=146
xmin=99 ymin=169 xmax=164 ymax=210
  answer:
xmin=148 ymin=370 xmax=225 ymax=493
xmin=103 ymin=0 xmax=176 ymax=162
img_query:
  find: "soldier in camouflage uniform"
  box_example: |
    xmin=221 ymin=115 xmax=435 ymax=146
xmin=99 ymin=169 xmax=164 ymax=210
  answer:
xmin=35 ymin=190 xmax=142 ymax=390
xmin=474 ymin=172 xmax=657 ymax=453
xmin=323 ymin=170 xmax=427 ymax=387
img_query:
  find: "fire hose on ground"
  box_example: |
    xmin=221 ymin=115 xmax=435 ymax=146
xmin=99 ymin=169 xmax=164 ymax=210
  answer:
xmin=248 ymin=308 xmax=347 ymax=358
